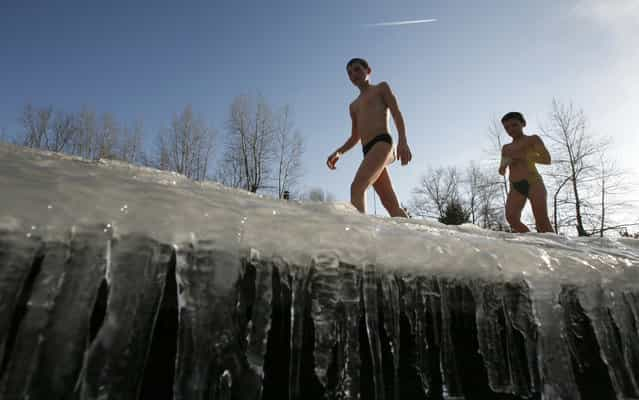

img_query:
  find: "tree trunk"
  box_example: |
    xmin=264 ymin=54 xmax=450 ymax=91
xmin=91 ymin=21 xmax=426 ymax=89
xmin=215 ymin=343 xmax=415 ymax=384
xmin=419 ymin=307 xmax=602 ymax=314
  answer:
xmin=572 ymin=176 xmax=588 ymax=237
xmin=600 ymin=174 xmax=605 ymax=238
xmin=553 ymin=192 xmax=559 ymax=234
xmin=552 ymin=177 xmax=570 ymax=234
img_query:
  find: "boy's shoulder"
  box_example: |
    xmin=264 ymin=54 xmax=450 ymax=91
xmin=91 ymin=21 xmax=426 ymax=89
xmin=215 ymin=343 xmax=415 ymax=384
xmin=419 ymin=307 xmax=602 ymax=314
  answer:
xmin=525 ymin=134 xmax=541 ymax=144
xmin=374 ymin=81 xmax=391 ymax=93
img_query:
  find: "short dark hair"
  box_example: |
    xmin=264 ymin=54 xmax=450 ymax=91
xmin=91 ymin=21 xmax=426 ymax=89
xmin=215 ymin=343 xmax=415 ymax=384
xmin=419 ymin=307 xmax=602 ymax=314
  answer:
xmin=501 ymin=112 xmax=526 ymax=126
xmin=346 ymin=58 xmax=370 ymax=70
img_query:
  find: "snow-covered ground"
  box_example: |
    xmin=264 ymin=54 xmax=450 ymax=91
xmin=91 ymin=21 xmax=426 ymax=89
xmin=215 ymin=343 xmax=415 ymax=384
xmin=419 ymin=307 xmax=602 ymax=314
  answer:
xmin=3 ymin=142 xmax=639 ymax=398
xmin=1 ymin=142 xmax=637 ymax=282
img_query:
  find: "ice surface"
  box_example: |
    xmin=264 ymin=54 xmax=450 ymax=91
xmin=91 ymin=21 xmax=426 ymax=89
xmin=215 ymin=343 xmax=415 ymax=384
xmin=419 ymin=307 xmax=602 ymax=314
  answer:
xmin=2 ymin=142 xmax=639 ymax=399
xmin=1 ymin=142 xmax=636 ymax=280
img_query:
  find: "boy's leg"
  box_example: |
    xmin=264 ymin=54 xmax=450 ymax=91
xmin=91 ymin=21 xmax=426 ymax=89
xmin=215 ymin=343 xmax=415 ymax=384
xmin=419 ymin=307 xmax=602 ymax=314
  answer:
xmin=505 ymin=189 xmax=530 ymax=233
xmin=529 ymin=183 xmax=554 ymax=233
xmin=351 ymin=143 xmax=393 ymax=213
xmin=373 ymin=168 xmax=408 ymax=217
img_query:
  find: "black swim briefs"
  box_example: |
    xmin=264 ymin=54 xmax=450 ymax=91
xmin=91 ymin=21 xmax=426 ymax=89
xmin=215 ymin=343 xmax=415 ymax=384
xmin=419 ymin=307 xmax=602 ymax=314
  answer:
xmin=362 ymin=133 xmax=393 ymax=156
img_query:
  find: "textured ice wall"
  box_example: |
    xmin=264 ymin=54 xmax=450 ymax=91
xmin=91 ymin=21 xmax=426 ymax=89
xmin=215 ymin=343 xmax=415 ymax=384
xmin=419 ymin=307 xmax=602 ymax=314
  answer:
xmin=1 ymin=142 xmax=638 ymax=400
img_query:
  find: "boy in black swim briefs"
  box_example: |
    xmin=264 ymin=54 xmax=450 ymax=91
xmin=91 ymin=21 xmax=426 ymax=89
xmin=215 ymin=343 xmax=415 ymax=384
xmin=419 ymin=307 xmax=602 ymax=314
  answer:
xmin=499 ymin=111 xmax=554 ymax=233
xmin=326 ymin=58 xmax=412 ymax=217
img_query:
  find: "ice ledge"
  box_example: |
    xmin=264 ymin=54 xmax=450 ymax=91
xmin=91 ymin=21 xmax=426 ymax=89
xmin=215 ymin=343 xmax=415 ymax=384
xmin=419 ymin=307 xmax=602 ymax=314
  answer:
xmin=1 ymin=143 xmax=639 ymax=399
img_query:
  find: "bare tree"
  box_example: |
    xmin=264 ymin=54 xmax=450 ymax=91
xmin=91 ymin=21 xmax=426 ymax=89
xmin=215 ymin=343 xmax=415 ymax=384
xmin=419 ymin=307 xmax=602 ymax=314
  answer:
xmin=466 ymin=163 xmax=504 ymax=229
xmin=117 ymin=120 xmax=145 ymax=164
xmin=477 ymin=175 xmax=505 ymax=230
xmin=590 ymin=152 xmax=636 ymax=236
xmin=465 ymin=163 xmax=482 ymax=225
xmin=96 ymin=113 xmax=120 ymax=159
xmin=17 ymin=104 xmax=149 ymax=165
xmin=548 ymin=175 xmax=572 ymax=233
xmin=19 ymin=104 xmax=78 ymax=152
xmin=157 ymin=105 xmax=215 ymax=181
xmin=72 ymin=107 xmax=99 ymax=160
xmin=541 ymin=100 xmax=602 ymax=236
xmin=220 ymin=95 xmax=273 ymax=192
xmin=413 ymin=162 xmax=503 ymax=229
xmin=20 ymin=104 xmax=52 ymax=149
xmin=219 ymin=95 xmax=304 ymax=194
xmin=274 ymin=106 xmax=304 ymax=199
xmin=306 ymin=188 xmax=335 ymax=202
xmin=215 ymin=150 xmax=244 ymax=189
xmin=410 ymin=167 xmax=460 ymax=219
xmin=50 ymin=111 xmax=78 ymax=153
xmin=237 ymin=95 xmax=273 ymax=192
xmin=217 ymin=97 xmax=250 ymax=190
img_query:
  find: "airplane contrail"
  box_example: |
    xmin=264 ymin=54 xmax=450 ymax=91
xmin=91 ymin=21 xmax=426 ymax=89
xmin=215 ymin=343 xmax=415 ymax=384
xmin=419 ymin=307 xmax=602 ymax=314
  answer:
xmin=367 ymin=18 xmax=437 ymax=27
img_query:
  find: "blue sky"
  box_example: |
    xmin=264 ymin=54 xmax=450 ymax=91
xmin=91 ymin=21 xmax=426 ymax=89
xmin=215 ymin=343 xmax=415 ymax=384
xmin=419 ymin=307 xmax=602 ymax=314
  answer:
xmin=1 ymin=0 xmax=637 ymax=217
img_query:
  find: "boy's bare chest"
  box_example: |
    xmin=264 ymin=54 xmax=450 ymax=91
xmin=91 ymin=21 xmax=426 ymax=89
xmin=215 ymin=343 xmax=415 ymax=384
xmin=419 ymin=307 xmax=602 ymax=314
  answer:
xmin=353 ymin=92 xmax=386 ymax=115
xmin=506 ymin=139 xmax=532 ymax=154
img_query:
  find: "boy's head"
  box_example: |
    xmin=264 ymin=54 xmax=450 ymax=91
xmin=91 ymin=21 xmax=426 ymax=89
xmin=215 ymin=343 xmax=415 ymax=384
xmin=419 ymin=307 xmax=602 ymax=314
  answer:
xmin=501 ymin=112 xmax=526 ymax=138
xmin=346 ymin=58 xmax=371 ymax=86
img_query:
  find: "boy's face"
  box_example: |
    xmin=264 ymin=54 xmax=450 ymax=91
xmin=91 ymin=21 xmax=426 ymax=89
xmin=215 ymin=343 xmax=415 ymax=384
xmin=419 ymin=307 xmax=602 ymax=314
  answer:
xmin=347 ymin=62 xmax=370 ymax=85
xmin=502 ymin=118 xmax=524 ymax=138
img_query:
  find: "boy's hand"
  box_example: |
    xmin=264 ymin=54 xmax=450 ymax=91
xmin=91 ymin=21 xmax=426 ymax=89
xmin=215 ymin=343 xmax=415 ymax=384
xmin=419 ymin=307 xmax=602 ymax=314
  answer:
xmin=397 ymin=141 xmax=412 ymax=165
xmin=326 ymin=151 xmax=341 ymax=170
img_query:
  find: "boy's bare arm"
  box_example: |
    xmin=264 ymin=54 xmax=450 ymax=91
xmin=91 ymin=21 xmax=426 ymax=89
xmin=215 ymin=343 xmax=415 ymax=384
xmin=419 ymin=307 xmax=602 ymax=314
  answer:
xmin=380 ymin=81 xmax=412 ymax=165
xmin=379 ymin=82 xmax=406 ymax=143
xmin=337 ymin=108 xmax=361 ymax=153
xmin=499 ymin=145 xmax=510 ymax=176
xmin=327 ymin=107 xmax=360 ymax=169
xmin=530 ymin=135 xmax=551 ymax=164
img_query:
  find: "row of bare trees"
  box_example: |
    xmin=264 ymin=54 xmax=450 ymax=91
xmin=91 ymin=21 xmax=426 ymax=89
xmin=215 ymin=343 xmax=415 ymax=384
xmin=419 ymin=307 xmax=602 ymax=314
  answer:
xmin=155 ymin=105 xmax=215 ymax=181
xmin=15 ymin=104 xmax=146 ymax=163
xmin=410 ymin=164 xmax=506 ymax=230
xmin=411 ymin=100 xmax=637 ymax=236
xmin=214 ymin=96 xmax=304 ymax=196
xmin=542 ymin=101 xmax=635 ymax=236
xmin=3 ymin=96 xmax=306 ymax=198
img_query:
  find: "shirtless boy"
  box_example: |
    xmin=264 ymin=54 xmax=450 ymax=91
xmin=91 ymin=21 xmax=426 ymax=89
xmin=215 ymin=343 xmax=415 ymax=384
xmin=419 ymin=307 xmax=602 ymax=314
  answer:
xmin=326 ymin=58 xmax=412 ymax=217
xmin=499 ymin=112 xmax=554 ymax=233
